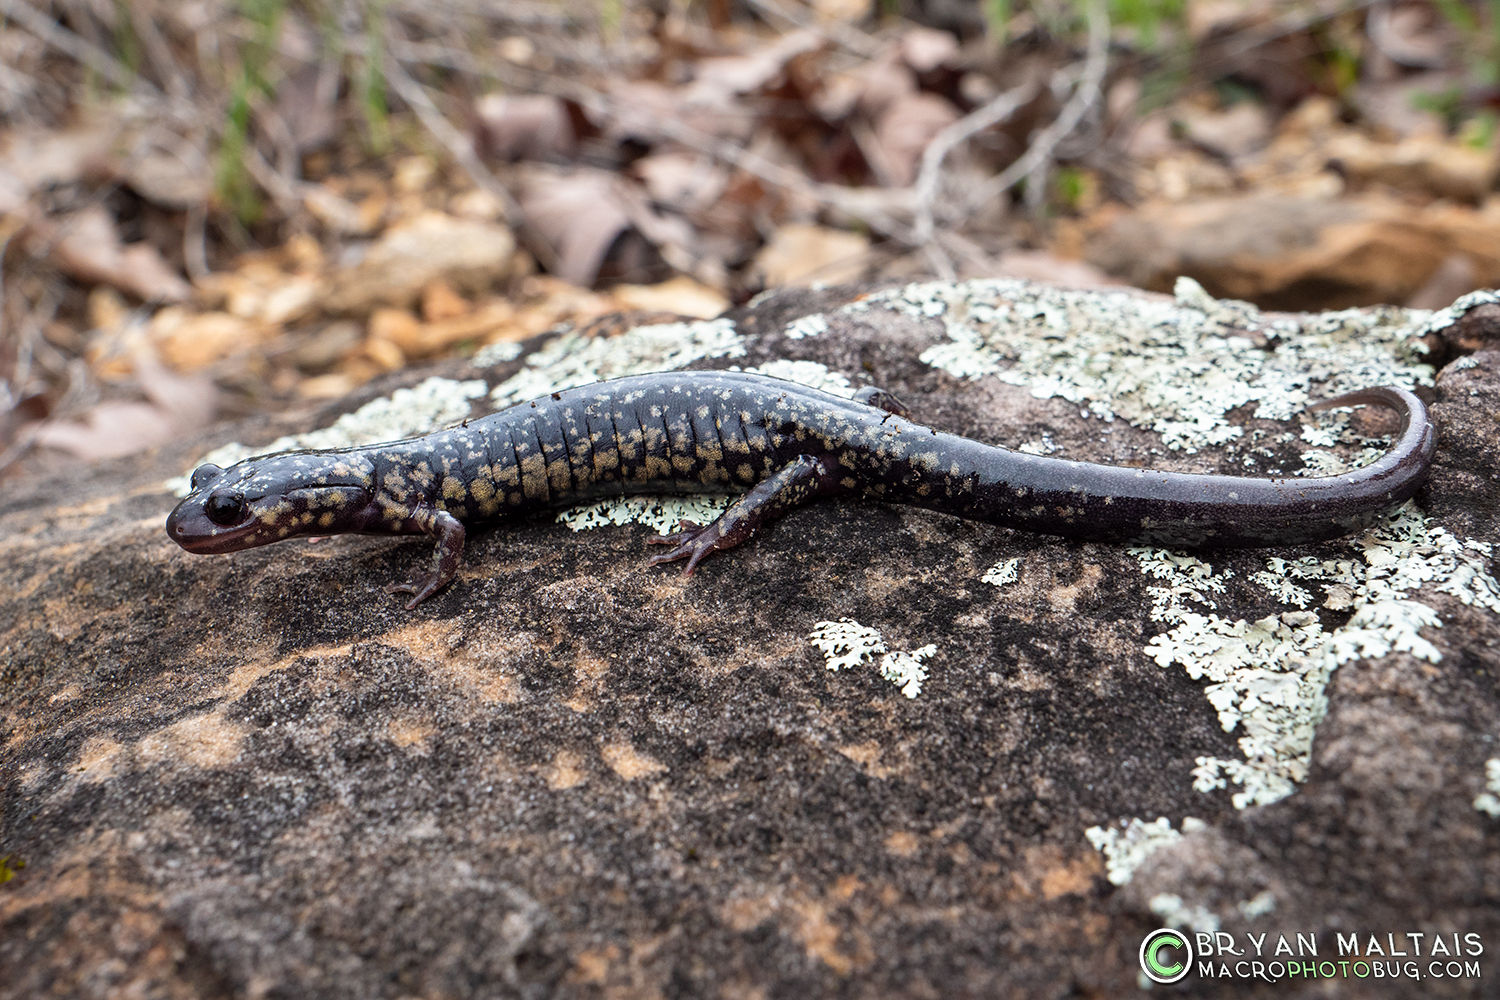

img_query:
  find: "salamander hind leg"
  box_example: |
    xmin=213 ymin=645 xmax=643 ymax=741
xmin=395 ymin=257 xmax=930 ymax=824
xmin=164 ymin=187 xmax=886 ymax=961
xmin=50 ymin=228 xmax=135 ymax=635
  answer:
xmin=853 ymin=385 xmax=910 ymax=418
xmin=647 ymin=454 xmax=839 ymax=574
xmin=385 ymin=507 xmax=466 ymax=609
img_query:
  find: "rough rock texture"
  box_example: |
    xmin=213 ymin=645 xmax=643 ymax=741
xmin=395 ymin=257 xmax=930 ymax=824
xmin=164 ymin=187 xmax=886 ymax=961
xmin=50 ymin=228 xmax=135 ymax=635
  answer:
xmin=2 ymin=280 xmax=1498 ymax=999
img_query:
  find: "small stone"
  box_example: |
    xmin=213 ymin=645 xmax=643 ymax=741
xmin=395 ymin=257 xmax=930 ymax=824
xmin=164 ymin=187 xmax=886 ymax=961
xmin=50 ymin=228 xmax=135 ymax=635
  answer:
xmin=325 ymin=212 xmax=517 ymax=313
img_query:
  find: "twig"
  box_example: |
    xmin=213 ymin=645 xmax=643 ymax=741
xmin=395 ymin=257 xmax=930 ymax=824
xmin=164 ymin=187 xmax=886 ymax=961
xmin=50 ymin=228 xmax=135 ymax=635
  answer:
xmin=240 ymin=142 xmax=305 ymax=218
xmin=380 ymin=48 xmax=562 ymax=274
xmin=742 ymin=0 xmax=884 ymax=58
xmin=911 ymin=77 xmax=1042 ymax=244
xmin=955 ymin=0 xmax=1109 ymax=221
xmin=1 ymin=0 xmax=161 ymax=99
xmin=127 ymin=0 xmax=193 ymax=100
xmin=183 ymin=202 xmax=209 ymax=282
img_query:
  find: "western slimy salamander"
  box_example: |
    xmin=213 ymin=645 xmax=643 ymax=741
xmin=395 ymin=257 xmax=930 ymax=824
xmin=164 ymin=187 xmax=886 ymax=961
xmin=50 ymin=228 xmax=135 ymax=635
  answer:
xmin=166 ymin=372 xmax=1436 ymax=608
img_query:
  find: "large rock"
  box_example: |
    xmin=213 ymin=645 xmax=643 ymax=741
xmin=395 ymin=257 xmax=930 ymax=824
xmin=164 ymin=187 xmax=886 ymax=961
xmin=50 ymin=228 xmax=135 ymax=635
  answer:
xmin=1085 ymin=193 xmax=1500 ymax=312
xmin=2 ymin=280 xmax=1497 ymax=998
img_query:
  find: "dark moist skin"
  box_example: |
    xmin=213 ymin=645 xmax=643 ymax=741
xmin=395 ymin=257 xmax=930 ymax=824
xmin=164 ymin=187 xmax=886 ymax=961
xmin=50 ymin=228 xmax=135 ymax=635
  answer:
xmin=166 ymin=372 xmax=1436 ymax=608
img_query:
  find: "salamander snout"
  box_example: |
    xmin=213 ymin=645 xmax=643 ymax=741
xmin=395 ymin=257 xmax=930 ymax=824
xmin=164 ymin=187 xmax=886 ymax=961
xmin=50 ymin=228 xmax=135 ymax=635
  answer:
xmin=166 ymin=490 xmax=258 ymax=553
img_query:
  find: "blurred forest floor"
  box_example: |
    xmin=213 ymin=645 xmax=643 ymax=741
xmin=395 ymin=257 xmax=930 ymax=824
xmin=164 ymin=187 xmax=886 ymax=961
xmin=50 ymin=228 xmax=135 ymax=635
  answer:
xmin=2 ymin=0 xmax=1498 ymax=473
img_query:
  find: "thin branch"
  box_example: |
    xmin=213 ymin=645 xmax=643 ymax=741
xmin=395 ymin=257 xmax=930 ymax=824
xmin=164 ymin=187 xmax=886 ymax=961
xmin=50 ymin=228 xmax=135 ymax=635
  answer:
xmin=381 ymin=47 xmax=562 ymax=274
xmin=742 ymin=0 xmax=884 ymax=58
xmin=955 ymin=0 xmax=1109 ymax=221
xmin=911 ymin=77 xmax=1042 ymax=244
xmin=1 ymin=0 xmax=162 ymax=99
xmin=128 ymin=0 xmax=193 ymax=100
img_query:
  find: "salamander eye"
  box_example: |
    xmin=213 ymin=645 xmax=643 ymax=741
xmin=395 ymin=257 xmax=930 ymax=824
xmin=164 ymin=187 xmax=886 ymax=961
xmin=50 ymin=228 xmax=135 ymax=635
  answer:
xmin=190 ymin=464 xmax=224 ymax=490
xmin=204 ymin=489 xmax=247 ymax=526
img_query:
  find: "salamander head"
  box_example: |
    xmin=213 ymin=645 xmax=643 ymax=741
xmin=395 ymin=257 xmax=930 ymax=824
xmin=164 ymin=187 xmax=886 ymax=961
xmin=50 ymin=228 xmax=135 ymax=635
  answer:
xmin=166 ymin=453 xmax=377 ymax=554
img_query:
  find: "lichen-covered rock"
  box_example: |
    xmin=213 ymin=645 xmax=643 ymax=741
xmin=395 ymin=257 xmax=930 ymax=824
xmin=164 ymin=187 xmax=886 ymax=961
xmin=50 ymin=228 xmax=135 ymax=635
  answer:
xmin=2 ymin=279 xmax=1497 ymax=999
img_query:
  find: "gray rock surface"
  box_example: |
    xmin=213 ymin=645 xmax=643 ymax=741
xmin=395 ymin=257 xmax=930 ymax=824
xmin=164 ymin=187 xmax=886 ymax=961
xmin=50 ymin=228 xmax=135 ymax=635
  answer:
xmin=2 ymin=279 xmax=1497 ymax=998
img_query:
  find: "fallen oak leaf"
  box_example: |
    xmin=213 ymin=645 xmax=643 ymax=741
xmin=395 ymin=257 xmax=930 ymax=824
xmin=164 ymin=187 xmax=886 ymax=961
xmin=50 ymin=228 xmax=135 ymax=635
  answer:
xmin=27 ymin=205 xmax=191 ymax=302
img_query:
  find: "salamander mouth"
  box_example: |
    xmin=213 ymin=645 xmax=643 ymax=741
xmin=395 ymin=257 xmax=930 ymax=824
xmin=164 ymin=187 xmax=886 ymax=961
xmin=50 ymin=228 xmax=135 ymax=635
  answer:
xmin=165 ymin=499 xmax=263 ymax=553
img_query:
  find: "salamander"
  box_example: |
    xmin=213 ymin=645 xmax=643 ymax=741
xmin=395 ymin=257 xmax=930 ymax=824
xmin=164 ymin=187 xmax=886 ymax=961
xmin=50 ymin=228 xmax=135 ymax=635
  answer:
xmin=166 ymin=371 xmax=1436 ymax=608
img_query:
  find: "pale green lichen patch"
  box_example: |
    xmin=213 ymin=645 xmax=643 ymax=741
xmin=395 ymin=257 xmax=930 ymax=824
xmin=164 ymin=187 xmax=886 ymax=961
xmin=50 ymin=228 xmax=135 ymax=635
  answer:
xmin=170 ymin=377 xmax=490 ymax=494
xmin=1473 ymin=759 xmax=1500 ymax=817
xmin=489 ymin=318 xmax=744 ymax=406
xmin=981 ymin=557 xmax=1021 ymax=587
xmin=845 ymin=276 xmax=1433 ymax=454
xmin=1140 ymin=507 xmax=1500 ymax=809
xmin=782 ymin=313 xmax=828 ymax=340
xmin=807 ymin=618 xmax=936 ymax=698
xmin=736 ymin=359 xmax=854 ymax=395
xmin=1084 ymin=816 xmax=1206 ymax=886
xmin=1238 ymin=890 xmax=1277 ymax=919
xmin=808 ymin=618 xmax=885 ymax=670
xmin=556 ymin=494 xmax=734 ymax=536
xmin=880 ymin=645 xmax=935 ymax=699
xmin=1149 ymin=894 xmax=1221 ymax=934
xmin=472 ymin=340 xmax=523 ymax=365
xmin=1414 ymin=288 xmax=1500 ymax=335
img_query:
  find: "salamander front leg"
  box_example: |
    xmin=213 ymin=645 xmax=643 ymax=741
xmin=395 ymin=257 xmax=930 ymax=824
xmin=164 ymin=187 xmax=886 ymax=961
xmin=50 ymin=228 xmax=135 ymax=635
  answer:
xmin=385 ymin=507 xmax=466 ymax=609
xmin=648 ymin=454 xmax=839 ymax=574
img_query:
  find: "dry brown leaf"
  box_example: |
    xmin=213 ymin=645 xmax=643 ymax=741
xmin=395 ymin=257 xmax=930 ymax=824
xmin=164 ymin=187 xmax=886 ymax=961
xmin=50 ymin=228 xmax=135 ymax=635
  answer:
xmin=603 ymin=79 xmax=755 ymax=145
xmin=986 ymin=250 xmax=1123 ymax=289
xmin=273 ymin=61 xmax=340 ymax=154
xmin=148 ymin=308 xmax=271 ymax=371
xmin=324 ymin=212 xmax=517 ymax=312
xmin=195 ymin=262 xmax=323 ymax=326
xmin=448 ymin=188 xmax=507 ymax=221
xmin=298 ymin=373 xmax=358 ymax=399
xmin=1367 ymin=2 xmax=1454 ymax=69
xmin=610 ymin=276 xmax=728 ymax=319
xmin=899 ymin=27 xmax=959 ymax=73
xmin=303 ymin=184 xmax=386 ymax=236
xmin=1187 ymin=0 xmax=1276 ymax=39
xmin=689 ymin=29 xmax=824 ymax=104
xmin=392 ymin=156 xmax=436 ymax=194
xmin=34 ymin=400 xmax=182 ymax=460
xmin=854 ymin=52 xmax=917 ymax=122
xmin=498 ymin=276 xmax=615 ymax=340
xmin=811 ymin=0 xmax=869 ymax=23
xmin=421 ymin=279 xmax=471 ymax=322
xmin=362 ymin=325 xmax=407 ymax=372
xmin=518 ymin=170 xmax=633 ymax=286
xmin=0 ymin=116 xmax=120 ymax=194
xmin=1324 ymin=132 xmax=1496 ymax=202
xmin=291 ymin=320 xmax=363 ymax=371
xmin=873 ymin=92 xmax=961 ymax=187
xmin=37 ymin=347 xmax=216 ymax=459
xmin=475 ymin=94 xmax=577 ymax=163
xmin=87 ymin=286 xmax=130 ymax=332
xmin=375 ymin=300 xmax=519 ymax=358
xmin=811 ymin=70 xmax=867 ymax=121
xmin=124 ymin=143 xmax=213 ymax=209
xmin=751 ymin=223 xmax=869 ymax=287
xmin=368 ymin=308 xmax=423 ymax=356
xmin=32 ymin=205 xmax=191 ymax=302
xmin=1178 ymin=102 xmax=1273 ymax=161
xmin=634 ymin=153 xmax=730 ymax=214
